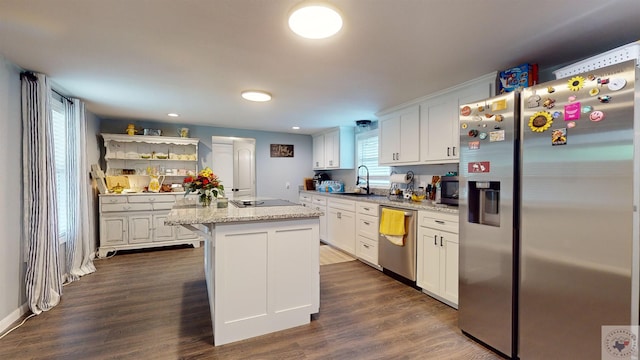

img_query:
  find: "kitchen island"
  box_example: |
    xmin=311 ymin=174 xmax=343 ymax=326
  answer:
xmin=165 ymin=198 xmax=323 ymax=346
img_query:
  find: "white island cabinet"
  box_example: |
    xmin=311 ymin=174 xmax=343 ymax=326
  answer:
xmin=166 ymin=199 xmax=322 ymax=346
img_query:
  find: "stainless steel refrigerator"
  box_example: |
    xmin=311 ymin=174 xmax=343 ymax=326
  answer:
xmin=458 ymin=59 xmax=639 ymax=359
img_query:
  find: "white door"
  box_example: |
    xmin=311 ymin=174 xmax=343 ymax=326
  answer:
xmin=211 ymin=142 xmax=234 ymax=197
xmin=233 ymin=139 xmax=256 ymax=198
xmin=212 ymin=136 xmax=256 ymax=199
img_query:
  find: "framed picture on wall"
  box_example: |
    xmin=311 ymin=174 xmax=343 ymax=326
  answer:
xmin=270 ymin=144 xmax=294 ymax=158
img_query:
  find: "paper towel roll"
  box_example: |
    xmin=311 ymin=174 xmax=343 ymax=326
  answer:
xmin=390 ymin=173 xmax=411 ymax=184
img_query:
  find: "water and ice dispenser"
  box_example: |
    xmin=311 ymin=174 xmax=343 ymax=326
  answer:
xmin=468 ymin=181 xmax=500 ymax=227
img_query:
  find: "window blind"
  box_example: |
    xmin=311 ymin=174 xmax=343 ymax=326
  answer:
xmin=356 ymin=131 xmax=390 ymax=187
xmin=51 ymin=95 xmax=67 ymax=243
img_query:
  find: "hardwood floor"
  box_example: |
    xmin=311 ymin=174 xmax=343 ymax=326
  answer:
xmin=0 ymin=246 xmax=501 ymax=360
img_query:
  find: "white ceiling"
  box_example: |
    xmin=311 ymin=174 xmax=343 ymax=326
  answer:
xmin=1 ymin=0 xmax=639 ymax=135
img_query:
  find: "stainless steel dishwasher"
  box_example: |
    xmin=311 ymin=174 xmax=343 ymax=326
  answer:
xmin=378 ymin=206 xmax=417 ymax=283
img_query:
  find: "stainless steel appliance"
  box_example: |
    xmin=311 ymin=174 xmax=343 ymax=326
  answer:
xmin=378 ymin=206 xmax=417 ymax=283
xmin=458 ymin=60 xmax=640 ymax=359
xmin=439 ymin=176 xmax=459 ymax=206
xmin=458 ymin=91 xmax=519 ymax=357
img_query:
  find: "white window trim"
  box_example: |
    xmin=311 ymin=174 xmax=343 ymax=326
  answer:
xmin=356 ymin=129 xmax=390 ymax=189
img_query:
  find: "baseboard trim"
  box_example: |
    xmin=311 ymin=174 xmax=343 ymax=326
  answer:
xmin=0 ymin=303 xmax=29 ymax=333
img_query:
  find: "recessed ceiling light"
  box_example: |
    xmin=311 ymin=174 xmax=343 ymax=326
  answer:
xmin=292 ymin=126 xmax=300 ymax=130
xmin=241 ymin=90 xmax=272 ymax=102
xmin=288 ymin=2 xmax=343 ymax=39
xmin=167 ymin=113 xmax=179 ymax=117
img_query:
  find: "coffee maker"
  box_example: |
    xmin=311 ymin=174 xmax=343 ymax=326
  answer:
xmin=312 ymin=172 xmax=330 ymax=189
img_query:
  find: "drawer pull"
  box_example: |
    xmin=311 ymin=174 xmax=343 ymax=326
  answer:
xmin=363 ymin=221 xmax=370 ymax=225
xmin=363 ymin=244 xmax=370 ymax=249
xmin=434 ymin=220 xmax=445 ymax=224
xmin=363 ymin=207 xmax=370 ymax=211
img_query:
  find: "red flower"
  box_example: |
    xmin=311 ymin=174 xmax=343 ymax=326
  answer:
xmin=183 ymin=176 xmax=193 ymax=183
xmin=202 ymin=178 xmax=210 ymax=185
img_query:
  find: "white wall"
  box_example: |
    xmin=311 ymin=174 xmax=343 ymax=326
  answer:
xmin=100 ymin=120 xmax=315 ymax=203
xmin=0 ymin=55 xmax=27 ymax=330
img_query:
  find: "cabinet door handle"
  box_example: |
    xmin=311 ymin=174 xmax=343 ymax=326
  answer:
xmin=396 ymin=152 xmax=399 ymax=160
xmin=447 ymin=147 xmax=450 ymax=156
xmin=452 ymin=146 xmax=456 ymax=156
xmin=363 ymin=244 xmax=370 ymax=249
xmin=363 ymin=207 xmax=370 ymax=211
xmin=440 ymin=236 xmax=443 ymax=246
xmin=363 ymin=221 xmax=370 ymax=225
xmin=435 ymin=220 xmax=445 ymax=224
xmin=434 ymin=235 xmax=438 ymax=245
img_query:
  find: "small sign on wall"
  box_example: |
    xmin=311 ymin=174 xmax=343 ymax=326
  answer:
xmin=270 ymin=144 xmax=294 ymax=157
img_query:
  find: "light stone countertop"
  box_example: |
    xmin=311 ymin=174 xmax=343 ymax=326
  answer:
xmin=165 ymin=198 xmax=323 ymax=225
xmin=299 ymin=190 xmax=459 ymax=214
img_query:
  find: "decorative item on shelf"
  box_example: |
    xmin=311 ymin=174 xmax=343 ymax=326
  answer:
xmin=183 ymin=167 xmax=224 ymax=207
xmin=126 ymin=124 xmax=138 ymax=136
xmin=143 ymin=129 xmax=162 ymax=136
xmin=179 ymin=128 xmax=189 ymax=138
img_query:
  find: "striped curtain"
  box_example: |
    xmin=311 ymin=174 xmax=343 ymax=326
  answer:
xmin=21 ymin=72 xmax=62 ymax=314
xmin=64 ymin=99 xmax=96 ymax=283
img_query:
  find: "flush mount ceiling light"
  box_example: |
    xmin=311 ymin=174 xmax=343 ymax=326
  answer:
xmin=167 ymin=113 xmax=179 ymax=117
xmin=288 ymin=2 xmax=343 ymax=39
xmin=241 ymin=90 xmax=272 ymax=102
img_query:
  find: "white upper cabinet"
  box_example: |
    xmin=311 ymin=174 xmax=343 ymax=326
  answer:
xmin=420 ymin=95 xmax=459 ymax=163
xmin=312 ymin=134 xmax=325 ymax=169
xmin=378 ymin=105 xmax=420 ymax=165
xmin=312 ymin=127 xmax=355 ymax=170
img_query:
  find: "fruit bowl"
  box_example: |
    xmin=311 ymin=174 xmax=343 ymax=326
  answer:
xmin=411 ymin=194 xmax=425 ymax=202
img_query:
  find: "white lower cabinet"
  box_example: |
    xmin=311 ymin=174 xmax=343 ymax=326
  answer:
xmin=327 ymin=198 xmax=356 ymax=255
xmin=417 ymin=211 xmax=459 ymax=308
xmin=312 ymin=195 xmax=328 ymax=241
xmin=98 ymin=193 xmax=200 ymax=258
xmin=355 ymin=202 xmax=380 ymax=268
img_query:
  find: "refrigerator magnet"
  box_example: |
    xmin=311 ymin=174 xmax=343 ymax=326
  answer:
xmin=589 ymin=110 xmax=605 ymax=122
xmin=529 ymin=111 xmax=553 ymax=132
xmin=479 ymin=132 xmax=488 ymax=140
xmin=567 ymin=121 xmax=576 ymax=129
xmin=551 ymin=128 xmax=567 ymax=146
xmin=468 ymin=129 xmax=479 ymax=137
xmin=582 ymin=105 xmax=593 ymax=113
xmin=527 ymin=94 xmax=541 ymax=108
xmin=461 ymin=123 xmax=468 ymax=129
xmin=564 ymin=102 xmax=581 ymax=121
xmin=547 ymin=86 xmax=555 ymax=93
xmin=598 ymin=95 xmax=612 ymax=103
xmin=543 ymin=98 xmax=556 ymax=109
xmin=468 ymin=141 xmax=480 ymax=150
xmin=460 ymin=106 xmax=472 ymax=116
xmin=607 ymin=78 xmax=626 ymax=91
xmin=552 ymin=111 xmax=562 ymax=119
xmin=568 ymin=95 xmax=577 ymax=102
xmin=568 ymin=76 xmax=585 ymax=91
xmin=491 ymin=99 xmax=507 ymax=111
xmin=489 ymin=130 xmax=505 ymax=142
xmin=494 ymin=114 xmax=504 ymax=122
xmin=589 ymin=88 xmax=600 ymax=96
xmin=587 ymin=74 xmax=596 ymax=81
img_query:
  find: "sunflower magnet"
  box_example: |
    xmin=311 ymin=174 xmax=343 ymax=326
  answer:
xmin=529 ymin=111 xmax=553 ymax=132
xmin=568 ymin=76 xmax=585 ymax=92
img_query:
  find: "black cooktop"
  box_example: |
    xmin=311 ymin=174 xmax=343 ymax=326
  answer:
xmin=230 ymin=199 xmax=298 ymax=208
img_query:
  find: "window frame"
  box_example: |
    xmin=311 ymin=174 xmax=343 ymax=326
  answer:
xmin=355 ymin=129 xmax=390 ymax=189
xmin=50 ymin=92 xmax=68 ymax=244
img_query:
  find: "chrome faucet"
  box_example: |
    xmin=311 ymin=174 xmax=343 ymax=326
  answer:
xmin=356 ymin=165 xmax=370 ymax=195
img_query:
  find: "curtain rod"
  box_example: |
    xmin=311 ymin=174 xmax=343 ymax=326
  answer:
xmin=52 ymin=88 xmax=74 ymax=104
xmin=21 ymin=71 xmax=74 ymax=103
